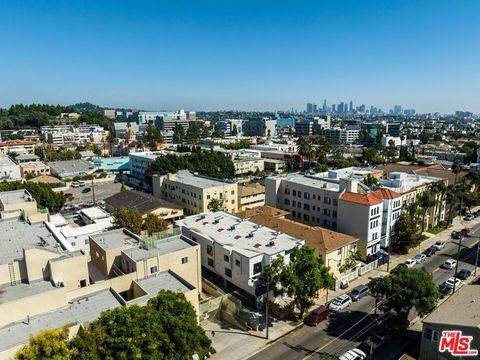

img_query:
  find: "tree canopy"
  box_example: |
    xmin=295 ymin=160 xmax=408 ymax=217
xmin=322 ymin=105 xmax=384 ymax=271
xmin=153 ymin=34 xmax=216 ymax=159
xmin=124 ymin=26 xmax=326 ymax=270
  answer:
xmin=146 ymin=150 xmax=235 ymax=180
xmin=0 ymin=181 xmax=65 ymax=212
xmin=113 ymin=207 xmax=169 ymax=235
xmin=16 ymin=291 xmax=213 ymax=360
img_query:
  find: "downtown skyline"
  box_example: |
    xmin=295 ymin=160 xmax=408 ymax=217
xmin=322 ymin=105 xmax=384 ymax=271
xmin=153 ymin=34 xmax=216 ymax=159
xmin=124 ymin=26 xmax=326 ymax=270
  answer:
xmin=0 ymin=0 xmax=479 ymax=113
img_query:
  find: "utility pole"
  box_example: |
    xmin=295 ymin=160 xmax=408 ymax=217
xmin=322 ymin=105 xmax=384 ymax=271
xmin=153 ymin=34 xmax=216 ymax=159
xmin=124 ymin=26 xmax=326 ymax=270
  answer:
xmin=386 ymin=240 xmax=392 ymax=273
xmin=91 ymin=178 xmax=96 ymax=204
xmin=453 ymin=235 xmax=462 ymax=294
xmin=474 ymin=242 xmax=479 ymax=277
xmin=265 ymin=276 xmax=270 ymax=340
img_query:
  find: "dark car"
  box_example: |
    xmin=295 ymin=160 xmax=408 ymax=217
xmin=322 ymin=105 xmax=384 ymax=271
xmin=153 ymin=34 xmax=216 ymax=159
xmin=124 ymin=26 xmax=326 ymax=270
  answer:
xmin=451 ymin=231 xmax=463 ymax=240
xmin=456 ymin=269 xmax=471 ymax=280
xmin=439 ymin=282 xmax=453 ymax=298
xmin=369 ymin=251 xmax=389 ymax=265
xmin=359 ymin=333 xmax=389 ymax=354
xmin=82 ymin=187 xmax=91 ymax=193
xmin=304 ymin=305 xmax=329 ymax=326
xmin=423 ymin=247 xmax=435 ymax=257
xmin=350 ymin=285 xmax=370 ymax=301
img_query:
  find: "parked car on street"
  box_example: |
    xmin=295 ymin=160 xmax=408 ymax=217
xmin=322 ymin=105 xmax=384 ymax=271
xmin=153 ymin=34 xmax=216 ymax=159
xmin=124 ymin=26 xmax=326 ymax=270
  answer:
xmin=445 ymin=277 xmax=462 ymax=289
xmin=64 ymin=204 xmax=78 ymax=211
xmin=456 ymin=269 xmax=471 ymax=280
xmin=403 ymin=259 xmax=417 ymax=268
xmin=438 ymin=283 xmax=453 ymax=298
xmin=423 ymin=247 xmax=436 ymax=257
xmin=432 ymin=241 xmax=446 ymax=250
xmin=443 ymin=259 xmax=457 ymax=270
xmin=359 ymin=333 xmax=390 ymax=354
xmin=83 ymin=201 xmax=95 ymax=208
xmin=304 ymin=306 xmax=329 ymax=326
xmin=339 ymin=348 xmax=367 ymax=360
xmin=451 ymin=231 xmax=463 ymax=240
xmin=464 ymin=214 xmax=475 ymax=221
xmin=414 ymin=254 xmax=427 ymax=263
xmin=350 ymin=285 xmax=370 ymax=301
xmin=328 ymin=294 xmax=352 ymax=312
xmin=460 ymin=228 xmax=471 ymax=237
xmin=82 ymin=187 xmax=91 ymax=193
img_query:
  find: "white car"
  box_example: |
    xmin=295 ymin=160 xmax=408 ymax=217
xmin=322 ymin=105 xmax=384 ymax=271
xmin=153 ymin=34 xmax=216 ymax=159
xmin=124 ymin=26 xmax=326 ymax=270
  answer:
xmin=445 ymin=277 xmax=462 ymax=289
xmin=328 ymin=294 xmax=352 ymax=312
xmin=340 ymin=348 xmax=367 ymax=360
xmin=403 ymin=259 xmax=417 ymax=268
xmin=71 ymin=182 xmax=80 ymax=188
xmin=432 ymin=241 xmax=446 ymax=250
xmin=443 ymin=259 xmax=457 ymax=270
xmin=414 ymin=254 xmax=427 ymax=263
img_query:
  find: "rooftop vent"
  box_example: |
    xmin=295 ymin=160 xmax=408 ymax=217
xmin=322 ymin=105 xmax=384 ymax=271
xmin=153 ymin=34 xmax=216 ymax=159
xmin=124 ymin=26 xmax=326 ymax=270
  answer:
xmin=246 ymin=232 xmax=254 ymax=238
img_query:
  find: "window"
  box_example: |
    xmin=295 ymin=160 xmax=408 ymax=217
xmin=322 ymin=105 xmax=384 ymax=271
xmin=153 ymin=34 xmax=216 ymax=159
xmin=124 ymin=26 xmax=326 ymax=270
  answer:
xmin=337 ymin=248 xmax=342 ymax=255
xmin=150 ymin=266 xmax=158 ymax=274
xmin=207 ymin=258 xmax=214 ymax=267
xmin=297 ymin=202 xmax=301 ymax=208
xmin=333 ymin=199 xmax=338 ymax=206
xmin=333 ymin=210 xmax=337 ymax=218
xmin=224 ymin=254 xmax=230 ymax=262
xmin=207 ymin=245 xmax=213 ymax=256
xmin=181 ymin=257 xmax=188 ymax=264
xmin=297 ymin=212 xmax=301 ymax=219
xmin=432 ymin=330 xmax=439 ymax=343
xmin=297 ymin=191 xmax=302 ymax=198
xmin=284 ymin=199 xmax=290 ymax=205
xmin=304 ymin=203 xmax=310 ymax=211
xmin=313 ymin=194 xmax=316 ymax=200
xmin=303 ymin=214 xmax=310 ymax=221
xmin=207 ymin=195 xmax=211 ymax=200
xmin=423 ymin=328 xmax=433 ymax=340
xmin=292 ymin=210 xmax=296 ymax=217
xmin=235 ymin=259 xmax=241 ymax=267
xmin=324 ymin=208 xmax=331 ymax=216
xmin=304 ymin=193 xmax=310 ymax=199
xmin=323 ymin=219 xmax=331 ymax=227
xmin=253 ymin=262 xmax=262 ymax=274
xmin=284 ymin=188 xmax=290 ymax=195
xmin=225 ymin=268 xmax=232 ymax=278
xmin=292 ymin=190 xmax=297 ymax=196
xmin=85 ymin=239 xmax=89 ymax=244
xmin=231 ymin=190 xmax=235 ymax=195
xmin=71 ymin=242 xmax=76 ymax=247
xmin=324 ymin=197 xmax=331 ymax=204
xmin=292 ymin=200 xmax=296 ymax=207
xmin=312 ymin=205 xmax=316 ymax=211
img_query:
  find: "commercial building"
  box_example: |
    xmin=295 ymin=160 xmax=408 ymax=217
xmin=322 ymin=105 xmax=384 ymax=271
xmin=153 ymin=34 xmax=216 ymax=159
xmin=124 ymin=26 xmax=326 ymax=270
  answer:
xmin=419 ymin=285 xmax=480 ymax=360
xmin=153 ymin=170 xmax=238 ymax=215
xmin=92 ymin=156 xmax=130 ymax=172
xmin=48 ymin=159 xmax=94 ymax=179
xmin=216 ymin=119 xmax=244 ymax=136
xmin=0 ymin=140 xmax=38 ymax=154
xmin=176 ymin=211 xmax=304 ymax=301
xmin=42 ymin=124 xmax=105 ymax=145
xmin=0 ymin=156 xmax=22 ymax=180
xmin=295 ymin=116 xmax=331 ymax=136
xmin=103 ymin=189 xmax=183 ymax=224
xmin=237 ymin=183 xmax=265 ymax=211
xmin=113 ymin=122 xmax=140 ymax=139
xmin=129 ymin=151 xmax=181 ymax=181
xmin=243 ymin=118 xmax=276 ymax=137
xmin=237 ymin=206 xmax=359 ymax=277
xmin=321 ymin=125 xmax=360 ymax=145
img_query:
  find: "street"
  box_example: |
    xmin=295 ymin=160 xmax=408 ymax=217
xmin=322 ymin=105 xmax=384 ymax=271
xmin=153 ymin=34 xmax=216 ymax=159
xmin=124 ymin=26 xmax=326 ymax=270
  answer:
xmin=249 ymin=222 xmax=480 ymax=360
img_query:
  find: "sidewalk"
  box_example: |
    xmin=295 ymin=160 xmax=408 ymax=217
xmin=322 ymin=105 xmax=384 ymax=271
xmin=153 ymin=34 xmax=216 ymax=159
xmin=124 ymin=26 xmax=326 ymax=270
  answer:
xmin=206 ymin=210 xmax=480 ymax=360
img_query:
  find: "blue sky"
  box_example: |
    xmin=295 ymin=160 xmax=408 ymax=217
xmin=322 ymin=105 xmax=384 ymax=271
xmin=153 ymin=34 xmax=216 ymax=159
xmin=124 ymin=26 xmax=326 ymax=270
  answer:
xmin=0 ymin=0 xmax=479 ymax=113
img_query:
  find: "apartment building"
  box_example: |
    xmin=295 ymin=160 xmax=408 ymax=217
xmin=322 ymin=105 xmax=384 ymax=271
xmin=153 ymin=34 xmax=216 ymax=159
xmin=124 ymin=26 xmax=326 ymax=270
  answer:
xmin=217 ymin=119 xmax=245 ymax=136
xmin=42 ymin=124 xmax=105 ymax=144
xmin=19 ymin=161 xmax=50 ymax=177
xmin=321 ymin=125 xmax=360 ymax=145
xmin=237 ymin=206 xmax=358 ymax=277
xmin=265 ymin=170 xmax=403 ymax=256
xmin=0 ymin=139 xmax=38 ymax=154
xmin=153 ymin=170 xmax=238 ymax=215
xmin=238 ymin=183 xmax=265 ymax=211
xmin=0 ymin=189 xmax=46 ymax=221
xmin=0 ymin=155 xmax=22 ymax=180
xmin=176 ymin=211 xmax=304 ymax=302
xmin=129 ymin=151 xmax=181 ymax=181
xmin=233 ymin=157 xmax=265 ymax=176
xmin=0 ymin=226 xmax=200 ymax=359
xmin=295 ymin=116 xmax=331 ymax=136
xmin=243 ymin=118 xmax=276 ymax=137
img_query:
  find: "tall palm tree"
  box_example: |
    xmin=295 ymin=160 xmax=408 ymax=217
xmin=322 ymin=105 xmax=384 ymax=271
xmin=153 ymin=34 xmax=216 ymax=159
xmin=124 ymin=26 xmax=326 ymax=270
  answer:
xmin=417 ymin=192 xmax=435 ymax=232
xmin=452 ymin=161 xmax=462 ymax=186
xmin=445 ymin=185 xmax=457 ymax=225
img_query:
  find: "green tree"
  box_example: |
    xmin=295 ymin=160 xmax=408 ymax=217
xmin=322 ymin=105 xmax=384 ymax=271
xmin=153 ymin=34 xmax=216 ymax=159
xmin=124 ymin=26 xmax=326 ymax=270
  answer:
xmin=376 ymin=267 xmax=439 ymax=332
xmin=186 ymin=122 xmax=202 ymax=145
xmin=207 ymin=198 xmax=224 ymax=212
xmin=417 ymin=191 xmax=435 ymax=232
xmin=113 ymin=207 xmax=143 ymax=234
xmin=212 ymin=124 xmax=224 ymax=138
xmin=452 ymin=161 xmax=462 ymax=186
xmin=173 ymin=122 xmax=185 ymax=144
xmin=393 ymin=211 xmax=421 ymax=254
xmin=419 ymin=130 xmax=431 ymax=145
xmin=142 ymin=213 xmax=168 ymax=235
xmin=265 ymin=246 xmax=334 ymax=318
xmin=231 ymin=124 xmax=238 ymax=136
xmin=0 ymin=181 xmax=65 ymax=212
xmin=364 ymin=174 xmax=379 ymax=187
xmin=15 ymin=327 xmax=75 ymax=360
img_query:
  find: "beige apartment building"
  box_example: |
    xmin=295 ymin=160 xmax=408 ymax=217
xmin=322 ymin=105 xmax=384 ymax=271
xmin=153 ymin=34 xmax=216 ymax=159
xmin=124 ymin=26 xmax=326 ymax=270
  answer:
xmin=153 ymin=170 xmax=238 ymax=215
xmin=19 ymin=161 xmax=50 ymax=178
xmin=238 ymin=183 xmax=265 ymax=211
xmin=0 ymin=189 xmax=48 ymax=222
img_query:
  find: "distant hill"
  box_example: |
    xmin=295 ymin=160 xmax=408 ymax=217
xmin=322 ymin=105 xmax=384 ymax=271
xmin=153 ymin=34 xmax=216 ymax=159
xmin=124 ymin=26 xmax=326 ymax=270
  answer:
xmin=69 ymin=102 xmax=104 ymax=113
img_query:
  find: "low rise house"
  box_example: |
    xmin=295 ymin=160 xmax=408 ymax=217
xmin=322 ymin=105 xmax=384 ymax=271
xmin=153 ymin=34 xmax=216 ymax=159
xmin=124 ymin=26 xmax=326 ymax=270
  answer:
xmin=176 ymin=211 xmax=305 ymax=303
xmin=19 ymin=161 xmax=50 ymax=178
xmin=103 ymin=189 xmax=183 ymax=224
xmin=48 ymin=159 xmax=94 ymax=179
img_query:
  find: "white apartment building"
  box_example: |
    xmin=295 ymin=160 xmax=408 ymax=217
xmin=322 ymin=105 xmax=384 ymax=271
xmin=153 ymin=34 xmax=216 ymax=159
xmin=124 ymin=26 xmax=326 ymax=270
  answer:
xmin=138 ymin=110 xmax=196 ymax=132
xmin=129 ymin=150 xmax=181 ymax=181
xmin=0 ymin=140 xmax=38 ymax=155
xmin=0 ymin=156 xmax=22 ymax=181
xmin=217 ymin=119 xmax=245 ymax=136
xmin=176 ymin=211 xmax=304 ymax=302
xmin=152 ymin=170 xmax=238 ymax=215
xmin=42 ymin=124 xmax=105 ymax=145
xmin=321 ymin=126 xmax=360 ymax=145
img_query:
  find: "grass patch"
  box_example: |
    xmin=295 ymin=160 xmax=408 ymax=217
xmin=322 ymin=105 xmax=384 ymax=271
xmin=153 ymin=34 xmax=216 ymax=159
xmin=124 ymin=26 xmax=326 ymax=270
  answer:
xmin=427 ymin=226 xmax=447 ymax=235
xmin=419 ymin=234 xmax=430 ymax=242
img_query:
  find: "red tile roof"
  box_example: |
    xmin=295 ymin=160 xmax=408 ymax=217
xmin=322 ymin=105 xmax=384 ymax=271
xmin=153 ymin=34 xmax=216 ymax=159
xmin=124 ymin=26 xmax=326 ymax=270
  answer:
xmin=371 ymin=188 xmax=401 ymax=200
xmin=340 ymin=192 xmax=383 ymax=206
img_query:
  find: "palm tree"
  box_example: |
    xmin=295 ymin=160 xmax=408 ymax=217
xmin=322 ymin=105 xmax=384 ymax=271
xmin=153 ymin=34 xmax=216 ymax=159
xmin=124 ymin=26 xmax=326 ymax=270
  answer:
xmin=296 ymin=137 xmax=313 ymax=170
xmin=417 ymin=192 xmax=435 ymax=232
xmin=207 ymin=198 xmax=224 ymax=212
xmin=445 ymin=185 xmax=457 ymax=225
xmin=431 ymin=181 xmax=447 ymax=225
xmin=452 ymin=161 xmax=462 ymax=186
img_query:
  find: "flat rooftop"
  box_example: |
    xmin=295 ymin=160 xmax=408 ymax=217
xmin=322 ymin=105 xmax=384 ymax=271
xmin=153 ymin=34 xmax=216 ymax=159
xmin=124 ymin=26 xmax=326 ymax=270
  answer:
xmin=176 ymin=211 xmax=304 ymax=258
xmin=0 ymin=289 xmax=121 ymax=353
xmin=80 ymin=206 xmax=111 ymax=220
xmin=0 ymin=189 xmax=30 ymax=206
xmin=0 ymin=156 xmax=16 ymax=167
xmin=90 ymin=228 xmax=139 ymax=251
xmin=0 ymin=219 xmax=63 ymax=265
xmin=270 ymin=173 xmax=340 ymax=191
xmin=423 ymin=285 xmax=480 ymax=327
xmin=123 ymin=234 xmax=194 ymax=262
xmin=170 ymin=170 xmax=234 ymax=188
xmin=48 ymin=159 xmax=92 ymax=175
xmin=0 ymin=281 xmax=56 ymax=304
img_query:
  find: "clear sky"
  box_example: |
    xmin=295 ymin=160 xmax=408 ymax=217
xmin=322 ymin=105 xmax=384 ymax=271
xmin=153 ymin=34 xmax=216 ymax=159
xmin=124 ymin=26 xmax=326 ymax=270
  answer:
xmin=0 ymin=0 xmax=479 ymax=113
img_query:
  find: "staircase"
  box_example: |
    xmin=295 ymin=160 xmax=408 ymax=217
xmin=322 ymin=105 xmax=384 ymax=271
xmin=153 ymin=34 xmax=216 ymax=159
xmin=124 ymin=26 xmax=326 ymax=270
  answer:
xmin=8 ymin=262 xmax=17 ymax=286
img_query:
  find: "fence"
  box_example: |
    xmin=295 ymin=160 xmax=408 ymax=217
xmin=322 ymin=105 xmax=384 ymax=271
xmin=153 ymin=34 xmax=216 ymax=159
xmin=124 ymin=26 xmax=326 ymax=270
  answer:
xmin=334 ymin=260 xmax=379 ymax=290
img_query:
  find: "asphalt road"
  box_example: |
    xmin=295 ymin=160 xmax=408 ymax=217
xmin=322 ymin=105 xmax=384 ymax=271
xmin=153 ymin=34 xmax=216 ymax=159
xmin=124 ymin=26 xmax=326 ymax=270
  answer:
xmin=250 ymin=223 xmax=480 ymax=360
xmin=64 ymin=181 xmax=127 ymax=205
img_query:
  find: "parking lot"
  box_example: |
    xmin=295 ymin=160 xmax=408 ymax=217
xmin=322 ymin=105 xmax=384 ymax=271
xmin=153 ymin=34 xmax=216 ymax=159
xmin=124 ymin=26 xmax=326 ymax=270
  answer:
xmin=64 ymin=180 xmax=129 ymax=205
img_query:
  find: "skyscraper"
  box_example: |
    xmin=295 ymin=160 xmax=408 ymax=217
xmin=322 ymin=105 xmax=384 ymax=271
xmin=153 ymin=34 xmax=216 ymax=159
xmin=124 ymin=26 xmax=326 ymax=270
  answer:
xmin=332 ymin=104 xmax=336 ymax=112
xmin=306 ymin=103 xmax=313 ymax=114
xmin=393 ymin=105 xmax=403 ymax=115
xmin=349 ymin=100 xmax=353 ymax=113
xmin=322 ymin=99 xmax=327 ymax=112
xmin=312 ymin=103 xmax=318 ymax=114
